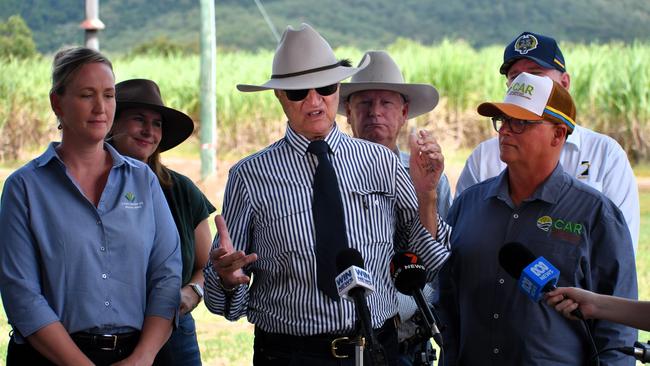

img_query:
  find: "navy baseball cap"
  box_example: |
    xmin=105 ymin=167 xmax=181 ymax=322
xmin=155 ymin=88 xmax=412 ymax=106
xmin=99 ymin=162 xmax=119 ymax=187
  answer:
xmin=499 ymin=32 xmax=566 ymax=75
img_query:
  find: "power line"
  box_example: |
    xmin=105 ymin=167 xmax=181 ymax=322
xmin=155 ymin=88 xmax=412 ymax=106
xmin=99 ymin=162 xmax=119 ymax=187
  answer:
xmin=253 ymin=0 xmax=280 ymax=43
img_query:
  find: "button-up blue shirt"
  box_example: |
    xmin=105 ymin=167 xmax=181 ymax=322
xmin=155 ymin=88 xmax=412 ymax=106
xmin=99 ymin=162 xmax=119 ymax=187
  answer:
xmin=438 ymin=164 xmax=637 ymax=365
xmin=0 ymin=143 xmax=181 ymax=342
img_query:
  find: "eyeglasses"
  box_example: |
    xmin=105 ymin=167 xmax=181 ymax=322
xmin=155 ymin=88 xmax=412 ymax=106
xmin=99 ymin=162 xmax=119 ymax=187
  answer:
xmin=492 ymin=116 xmax=547 ymax=134
xmin=284 ymin=84 xmax=338 ymax=102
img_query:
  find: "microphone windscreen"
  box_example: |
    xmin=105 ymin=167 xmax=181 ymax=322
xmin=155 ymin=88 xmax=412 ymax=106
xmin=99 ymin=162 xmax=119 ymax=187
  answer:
xmin=498 ymin=242 xmax=536 ymax=280
xmin=336 ymin=248 xmax=365 ymax=273
xmin=390 ymin=251 xmax=427 ymax=295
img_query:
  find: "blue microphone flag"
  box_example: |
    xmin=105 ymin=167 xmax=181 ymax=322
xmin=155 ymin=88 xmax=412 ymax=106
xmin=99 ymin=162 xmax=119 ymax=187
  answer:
xmin=519 ymin=256 xmax=560 ymax=301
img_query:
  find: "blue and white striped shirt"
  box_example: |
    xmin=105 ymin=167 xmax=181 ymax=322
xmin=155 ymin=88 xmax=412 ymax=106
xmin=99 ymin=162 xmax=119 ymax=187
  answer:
xmin=204 ymin=124 xmax=451 ymax=336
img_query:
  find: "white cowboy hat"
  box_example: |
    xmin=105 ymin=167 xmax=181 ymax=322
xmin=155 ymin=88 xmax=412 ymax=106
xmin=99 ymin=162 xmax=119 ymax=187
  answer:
xmin=237 ymin=23 xmax=369 ymax=92
xmin=338 ymin=51 xmax=439 ymax=118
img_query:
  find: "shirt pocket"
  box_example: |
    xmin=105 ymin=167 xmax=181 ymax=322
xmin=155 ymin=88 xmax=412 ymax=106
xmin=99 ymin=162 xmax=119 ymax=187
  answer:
xmin=253 ymin=189 xmax=312 ymax=255
xmin=345 ymin=187 xmax=395 ymax=248
xmin=525 ymin=239 xmax=582 ymax=287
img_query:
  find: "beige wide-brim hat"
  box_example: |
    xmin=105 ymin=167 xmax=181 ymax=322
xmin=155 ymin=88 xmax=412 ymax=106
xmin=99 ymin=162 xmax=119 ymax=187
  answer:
xmin=338 ymin=51 xmax=439 ymax=118
xmin=237 ymin=23 xmax=369 ymax=91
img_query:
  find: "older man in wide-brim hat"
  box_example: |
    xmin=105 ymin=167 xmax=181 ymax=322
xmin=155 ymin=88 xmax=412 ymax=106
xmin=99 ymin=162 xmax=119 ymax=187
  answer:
xmin=340 ymin=50 xmax=451 ymax=366
xmin=203 ymin=23 xmax=453 ymax=365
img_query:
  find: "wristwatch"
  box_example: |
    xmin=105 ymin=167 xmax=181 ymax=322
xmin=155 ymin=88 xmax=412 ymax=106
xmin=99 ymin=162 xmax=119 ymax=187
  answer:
xmin=188 ymin=282 xmax=204 ymax=300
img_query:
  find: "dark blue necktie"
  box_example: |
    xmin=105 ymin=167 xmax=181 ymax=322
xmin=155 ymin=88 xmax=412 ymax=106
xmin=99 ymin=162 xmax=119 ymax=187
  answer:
xmin=307 ymin=140 xmax=349 ymax=300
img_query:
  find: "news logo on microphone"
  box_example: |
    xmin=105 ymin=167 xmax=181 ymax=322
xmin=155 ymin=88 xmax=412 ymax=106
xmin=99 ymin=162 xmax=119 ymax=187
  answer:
xmin=519 ymin=256 xmax=559 ymax=302
xmin=335 ymin=265 xmax=374 ymax=301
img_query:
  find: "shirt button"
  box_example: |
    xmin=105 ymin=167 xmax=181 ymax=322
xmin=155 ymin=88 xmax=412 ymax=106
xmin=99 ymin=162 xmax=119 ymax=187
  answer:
xmin=499 ymin=278 xmax=505 ymax=284
xmin=493 ymin=348 xmax=500 ymax=354
xmin=96 ymin=220 xmax=101 ymax=225
xmin=100 ymin=247 xmax=106 ymax=252
xmin=513 ymin=214 xmax=519 ymax=219
xmin=493 ymin=313 xmax=499 ymax=319
xmin=374 ymin=199 xmax=379 ymax=205
xmin=101 ymin=273 xmax=107 ymax=279
xmin=104 ymin=301 xmax=110 ymax=306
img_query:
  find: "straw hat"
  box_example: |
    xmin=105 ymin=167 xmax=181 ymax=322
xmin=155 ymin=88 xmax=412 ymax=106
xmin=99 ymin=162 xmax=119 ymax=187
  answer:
xmin=237 ymin=23 xmax=369 ymax=91
xmin=338 ymin=51 xmax=439 ymax=118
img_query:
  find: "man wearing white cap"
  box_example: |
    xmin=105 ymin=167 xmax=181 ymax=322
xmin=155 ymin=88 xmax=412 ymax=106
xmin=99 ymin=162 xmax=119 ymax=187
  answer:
xmin=455 ymin=31 xmax=640 ymax=253
xmin=203 ymin=24 xmax=452 ymax=365
xmin=438 ymin=72 xmax=637 ymax=365
xmin=340 ymin=50 xmax=450 ymax=366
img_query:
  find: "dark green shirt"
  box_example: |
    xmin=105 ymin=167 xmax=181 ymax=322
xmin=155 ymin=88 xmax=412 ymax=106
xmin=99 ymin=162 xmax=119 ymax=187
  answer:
xmin=162 ymin=169 xmax=216 ymax=285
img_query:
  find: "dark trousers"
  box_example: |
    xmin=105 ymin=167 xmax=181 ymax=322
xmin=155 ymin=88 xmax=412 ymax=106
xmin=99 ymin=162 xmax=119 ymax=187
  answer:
xmin=253 ymin=319 xmax=399 ymax=366
xmin=6 ymin=334 xmax=174 ymax=366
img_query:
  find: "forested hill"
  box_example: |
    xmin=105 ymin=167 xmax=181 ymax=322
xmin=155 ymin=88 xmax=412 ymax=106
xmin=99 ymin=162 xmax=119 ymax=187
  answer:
xmin=1 ymin=0 xmax=649 ymax=53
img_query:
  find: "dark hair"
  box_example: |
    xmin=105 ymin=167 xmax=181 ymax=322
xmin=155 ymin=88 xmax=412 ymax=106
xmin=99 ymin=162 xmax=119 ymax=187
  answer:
xmin=50 ymin=47 xmax=114 ymax=96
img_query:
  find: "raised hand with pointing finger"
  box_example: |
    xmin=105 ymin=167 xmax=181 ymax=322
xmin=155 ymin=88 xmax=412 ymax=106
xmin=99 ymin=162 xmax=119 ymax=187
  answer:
xmin=209 ymin=215 xmax=257 ymax=290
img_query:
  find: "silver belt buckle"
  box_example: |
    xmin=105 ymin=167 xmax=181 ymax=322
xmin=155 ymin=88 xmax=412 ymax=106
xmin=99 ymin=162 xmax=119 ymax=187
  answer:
xmin=100 ymin=334 xmax=118 ymax=351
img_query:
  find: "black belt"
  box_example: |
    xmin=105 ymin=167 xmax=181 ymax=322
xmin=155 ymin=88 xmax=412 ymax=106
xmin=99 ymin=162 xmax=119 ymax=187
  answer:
xmin=255 ymin=317 xmax=397 ymax=359
xmin=70 ymin=331 xmax=140 ymax=351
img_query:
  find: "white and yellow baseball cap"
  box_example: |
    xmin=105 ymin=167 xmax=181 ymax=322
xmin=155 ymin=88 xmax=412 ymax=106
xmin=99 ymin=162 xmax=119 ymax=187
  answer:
xmin=478 ymin=72 xmax=576 ymax=133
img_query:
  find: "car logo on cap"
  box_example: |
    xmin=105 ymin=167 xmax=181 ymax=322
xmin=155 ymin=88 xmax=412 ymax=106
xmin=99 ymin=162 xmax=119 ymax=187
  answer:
xmin=514 ymin=34 xmax=538 ymax=55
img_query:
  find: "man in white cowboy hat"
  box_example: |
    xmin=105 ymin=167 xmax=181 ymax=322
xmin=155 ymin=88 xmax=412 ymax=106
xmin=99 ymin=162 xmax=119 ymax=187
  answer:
xmin=455 ymin=31 xmax=640 ymax=253
xmin=437 ymin=72 xmax=637 ymax=365
xmin=203 ymin=24 xmax=452 ymax=365
xmin=340 ymin=50 xmax=450 ymax=366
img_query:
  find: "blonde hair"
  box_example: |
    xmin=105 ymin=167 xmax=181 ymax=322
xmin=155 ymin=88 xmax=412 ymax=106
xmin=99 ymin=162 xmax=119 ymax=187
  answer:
xmin=50 ymin=47 xmax=113 ymax=96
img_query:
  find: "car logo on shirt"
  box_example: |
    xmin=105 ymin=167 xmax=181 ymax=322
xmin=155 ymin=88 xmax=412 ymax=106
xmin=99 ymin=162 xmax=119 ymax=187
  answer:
xmin=537 ymin=215 xmax=584 ymax=244
xmin=536 ymin=216 xmax=553 ymax=232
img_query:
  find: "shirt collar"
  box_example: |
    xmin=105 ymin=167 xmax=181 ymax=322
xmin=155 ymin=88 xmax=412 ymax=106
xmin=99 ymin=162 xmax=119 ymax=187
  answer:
xmin=35 ymin=142 xmax=136 ymax=169
xmin=485 ymin=163 xmax=566 ymax=205
xmin=397 ymin=149 xmax=409 ymax=168
xmin=284 ymin=122 xmax=343 ymax=156
xmin=566 ymin=124 xmax=582 ymax=149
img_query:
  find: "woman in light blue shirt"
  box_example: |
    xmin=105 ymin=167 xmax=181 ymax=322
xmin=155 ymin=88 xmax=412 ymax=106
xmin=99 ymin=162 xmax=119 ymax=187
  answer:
xmin=0 ymin=47 xmax=181 ymax=365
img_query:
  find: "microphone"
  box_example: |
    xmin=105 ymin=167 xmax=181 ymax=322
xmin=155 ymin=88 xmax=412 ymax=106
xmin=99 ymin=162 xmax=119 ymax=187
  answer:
xmin=620 ymin=341 xmax=650 ymax=363
xmin=335 ymin=248 xmax=386 ymax=365
xmin=390 ymin=251 xmax=443 ymax=347
xmin=498 ymin=242 xmax=583 ymax=319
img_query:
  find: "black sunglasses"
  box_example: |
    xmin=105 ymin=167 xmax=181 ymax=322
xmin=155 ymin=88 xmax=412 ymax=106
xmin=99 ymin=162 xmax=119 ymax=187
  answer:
xmin=284 ymin=84 xmax=338 ymax=102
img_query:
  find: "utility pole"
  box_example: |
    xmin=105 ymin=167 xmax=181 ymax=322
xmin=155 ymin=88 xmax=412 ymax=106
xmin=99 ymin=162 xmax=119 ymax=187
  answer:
xmin=199 ymin=0 xmax=217 ymax=180
xmin=80 ymin=0 xmax=105 ymax=50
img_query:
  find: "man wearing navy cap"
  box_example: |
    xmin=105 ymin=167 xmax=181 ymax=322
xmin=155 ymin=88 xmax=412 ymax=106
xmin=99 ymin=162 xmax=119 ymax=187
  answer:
xmin=455 ymin=31 xmax=640 ymax=253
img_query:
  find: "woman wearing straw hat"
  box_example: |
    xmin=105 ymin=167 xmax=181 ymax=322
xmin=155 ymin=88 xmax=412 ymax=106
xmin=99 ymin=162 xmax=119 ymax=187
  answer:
xmin=0 ymin=48 xmax=181 ymax=365
xmin=204 ymin=23 xmax=452 ymax=365
xmin=109 ymin=78 xmax=216 ymax=366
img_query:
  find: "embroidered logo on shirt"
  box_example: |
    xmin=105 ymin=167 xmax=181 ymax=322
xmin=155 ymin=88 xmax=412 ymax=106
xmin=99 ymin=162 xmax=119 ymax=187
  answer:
xmin=536 ymin=215 xmax=583 ymax=244
xmin=578 ymin=161 xmax=590 ymax=179
xmin=122 ymin=191 xmax=143 ymax=209
xmin=536 ymin=216 xmax=553 ymax=231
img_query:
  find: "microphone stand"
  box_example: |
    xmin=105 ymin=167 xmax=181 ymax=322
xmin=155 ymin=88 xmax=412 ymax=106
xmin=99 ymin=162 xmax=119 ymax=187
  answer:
xmin=412 ymin=288 xmax=443 ymax=348
xmin=353 ymin=294 xmax=387 ymax=366
xmin=353 ymin=335 xmax=365 ymax=366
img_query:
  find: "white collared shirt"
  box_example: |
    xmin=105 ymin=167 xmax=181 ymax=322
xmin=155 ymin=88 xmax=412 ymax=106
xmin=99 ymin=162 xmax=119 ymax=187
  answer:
xmin=455 ymin=125 xmax=640 ymax=252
